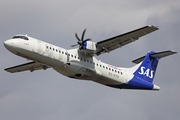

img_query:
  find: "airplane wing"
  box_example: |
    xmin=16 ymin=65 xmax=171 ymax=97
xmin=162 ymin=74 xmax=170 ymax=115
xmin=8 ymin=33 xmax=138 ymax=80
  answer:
xmin=4 ymin=61 xmax=50 ymax=73
xmin=95 ymin=25 xmax=158 ymax=55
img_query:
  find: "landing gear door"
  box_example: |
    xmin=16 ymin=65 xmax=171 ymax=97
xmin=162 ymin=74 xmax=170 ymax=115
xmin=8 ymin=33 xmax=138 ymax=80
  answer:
xmin=78 ymin=67 xmax=86 ymax=75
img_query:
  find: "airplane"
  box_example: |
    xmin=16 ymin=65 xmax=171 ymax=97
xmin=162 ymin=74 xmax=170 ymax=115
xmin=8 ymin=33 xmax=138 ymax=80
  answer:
xmin=4 ymin=25 xmax=177 ymax=91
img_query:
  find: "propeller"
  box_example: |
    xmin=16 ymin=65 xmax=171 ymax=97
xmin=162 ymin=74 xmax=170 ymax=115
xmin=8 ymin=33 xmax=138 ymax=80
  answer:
xmin=71 ymin=28 xmax=91 ymax=49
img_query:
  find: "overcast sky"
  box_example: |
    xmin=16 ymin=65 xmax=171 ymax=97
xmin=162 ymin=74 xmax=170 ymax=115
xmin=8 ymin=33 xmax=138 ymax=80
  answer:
xmin=0 ymin=0 xmax=180 ymax=120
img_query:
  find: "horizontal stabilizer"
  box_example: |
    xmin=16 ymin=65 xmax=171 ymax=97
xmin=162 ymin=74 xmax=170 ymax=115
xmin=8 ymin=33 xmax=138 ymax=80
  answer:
xmin=132 ymin=50 xmax=177 ymax=64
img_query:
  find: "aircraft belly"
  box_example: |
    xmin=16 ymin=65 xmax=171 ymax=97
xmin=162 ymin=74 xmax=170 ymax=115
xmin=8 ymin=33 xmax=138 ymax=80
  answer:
xmin=93 ymin=76 xmax=123 ymax=85
xmin=54 ymin=62 xmax=102 ymax=80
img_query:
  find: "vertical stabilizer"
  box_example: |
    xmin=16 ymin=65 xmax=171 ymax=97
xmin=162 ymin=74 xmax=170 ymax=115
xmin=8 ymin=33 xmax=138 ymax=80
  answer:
xmin=133 ymin=51 xmax=159 ymax=83
xmin=125 ymin=50 xmax=177 ymax=90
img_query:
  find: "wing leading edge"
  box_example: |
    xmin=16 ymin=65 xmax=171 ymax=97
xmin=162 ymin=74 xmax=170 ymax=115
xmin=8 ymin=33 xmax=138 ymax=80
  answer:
xmin=5 ymin=61 xmax=50 ymax=73
xmin=95 ymin=25 xmax=158 ymax=55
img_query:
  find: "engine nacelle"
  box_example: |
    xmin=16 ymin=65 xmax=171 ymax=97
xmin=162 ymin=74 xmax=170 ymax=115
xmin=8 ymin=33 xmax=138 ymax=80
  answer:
xmin=83 ymin=41 xmax=96 ymax=51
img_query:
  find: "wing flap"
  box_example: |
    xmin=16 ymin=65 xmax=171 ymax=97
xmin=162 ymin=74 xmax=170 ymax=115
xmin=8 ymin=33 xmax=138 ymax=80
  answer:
xmin=5 ymin=61 xmax=50 ymax=73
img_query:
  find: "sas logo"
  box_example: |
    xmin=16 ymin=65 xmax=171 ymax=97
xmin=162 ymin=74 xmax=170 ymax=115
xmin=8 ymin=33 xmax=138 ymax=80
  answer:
xmin=138 ymin=66 xmax=154 ymax=78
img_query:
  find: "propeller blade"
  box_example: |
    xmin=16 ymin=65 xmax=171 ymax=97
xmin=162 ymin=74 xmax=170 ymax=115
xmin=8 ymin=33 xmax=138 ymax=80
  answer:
xmin=81 ymin=28 xmax=87 ymax=41
xmin=84 ymin=38 xmax=91 ymax=42
xmin=73 ymin=28 xmax=90 ymax=49
xmin=77 ymin=40 xmax=83 ymax=45
xmin=75 ymin=32 xmax=81 ymax=41
xmin=71 ymin=44 xmax=78 ymax=47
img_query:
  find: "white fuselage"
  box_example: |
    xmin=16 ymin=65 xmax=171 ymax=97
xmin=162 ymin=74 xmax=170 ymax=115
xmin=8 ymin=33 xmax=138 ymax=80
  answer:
xmin=4 ymin=35 xmax=134 ymax=87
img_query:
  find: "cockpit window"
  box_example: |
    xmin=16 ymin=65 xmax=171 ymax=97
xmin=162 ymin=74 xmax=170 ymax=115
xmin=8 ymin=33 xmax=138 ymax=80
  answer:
xmin=12 ymin=36 xmax=29 ymax=40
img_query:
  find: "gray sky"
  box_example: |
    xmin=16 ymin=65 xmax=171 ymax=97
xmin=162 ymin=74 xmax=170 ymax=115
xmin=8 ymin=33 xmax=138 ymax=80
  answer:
xmin=1 ymin=0 xmax=180 ymax=120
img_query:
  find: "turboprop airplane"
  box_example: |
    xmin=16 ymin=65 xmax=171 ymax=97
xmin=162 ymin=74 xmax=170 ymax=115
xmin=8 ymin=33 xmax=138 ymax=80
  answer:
xmin=4 ymin=25 xmax=177 ymax=90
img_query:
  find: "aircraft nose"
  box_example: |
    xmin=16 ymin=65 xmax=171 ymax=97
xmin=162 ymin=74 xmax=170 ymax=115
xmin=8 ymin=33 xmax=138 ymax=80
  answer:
xmin=4 ymin=40 xmax=13 ymax=48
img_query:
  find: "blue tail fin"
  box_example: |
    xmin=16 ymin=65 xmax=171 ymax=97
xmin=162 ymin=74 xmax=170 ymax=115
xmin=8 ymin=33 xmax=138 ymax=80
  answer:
xmin=123 ymin=50 xmax=176 ymax=90
xmin=133 ymin=51 xmax=159 ymax=83
xmin=106 ymin=50 xmax=176 ymax=90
